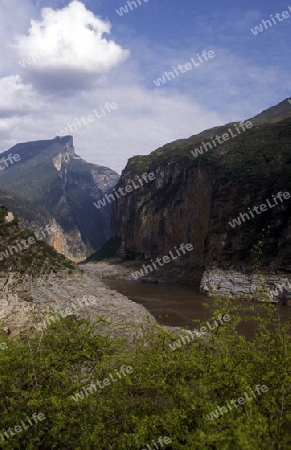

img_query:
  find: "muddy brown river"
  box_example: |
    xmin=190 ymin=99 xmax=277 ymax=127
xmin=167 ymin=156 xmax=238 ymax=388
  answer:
xmin=103 ymin=279 xmax=291 ymax=338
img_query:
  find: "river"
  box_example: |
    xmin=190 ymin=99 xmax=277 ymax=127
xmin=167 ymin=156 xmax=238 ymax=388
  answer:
xmin=103 ymin=279 xmax=291 ymax=338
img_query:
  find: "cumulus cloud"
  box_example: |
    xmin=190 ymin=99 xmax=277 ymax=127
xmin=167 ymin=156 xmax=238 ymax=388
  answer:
xmin=0 ymin=75 xmax=42 ymax=118
xmin=12 ymin=0 xmax=130 ymax=91
xmin=1 ymin=1 xmax=290 ymax=173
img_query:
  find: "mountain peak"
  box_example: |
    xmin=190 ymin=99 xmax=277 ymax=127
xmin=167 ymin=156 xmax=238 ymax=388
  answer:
xmin=0 ymin=135 xmax=76 ymax=163
xmin=54 ymin=135 xmax=74 ymax=151
xmin=0 ymin=136 xmax=119 ymax=261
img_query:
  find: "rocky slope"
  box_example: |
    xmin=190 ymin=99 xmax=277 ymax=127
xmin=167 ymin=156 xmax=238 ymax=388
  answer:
xmin=0 ymin=269 xmax=156 ymax=339
xmin=0 ymin=186 xmax=71 ymax=257
xmin=0 ymin=136 xmax=119 ymax=261
xmin=0 ymin=205 xmax=155 ymax=338
xmin=108 ymin=99 xmax=291 ymax=298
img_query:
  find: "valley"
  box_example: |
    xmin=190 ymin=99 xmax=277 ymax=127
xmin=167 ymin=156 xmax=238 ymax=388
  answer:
xmin=1 ymin=98 xmax=291 ymax=450
xmin=1 ymin=1 xmax=291 ymax=447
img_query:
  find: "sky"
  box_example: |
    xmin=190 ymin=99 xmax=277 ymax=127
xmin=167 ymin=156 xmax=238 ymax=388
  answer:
xmin=0 ymin=0 xmax=290 ymax=173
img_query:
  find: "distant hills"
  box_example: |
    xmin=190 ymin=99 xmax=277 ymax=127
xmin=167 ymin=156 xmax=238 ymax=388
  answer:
xmin=0 ymin=136 xmax=119 ymax=261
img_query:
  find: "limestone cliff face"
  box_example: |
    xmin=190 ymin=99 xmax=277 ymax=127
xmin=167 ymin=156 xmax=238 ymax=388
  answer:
xmin=20 ymin=217 xmax=75 ymax=260
xmin=43 ymin=218 xmax=75 ymax=260
xmin=0 ymin=187 xmax=82 ymax=262
xmin=111 ymin=99 xmax=291 ymax=282
xmin=112 ymin=158 xmax=212 ymax=267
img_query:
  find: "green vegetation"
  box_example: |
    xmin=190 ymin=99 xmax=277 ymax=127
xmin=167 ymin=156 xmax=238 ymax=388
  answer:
xmin=0 ymin=186 xmax=52 ymax=223
xmin=0 ymin=211 xmax=290 ymax=449
xmin=125 ymin=118 xmax=291 ymax=192
xmin=125 ymin=117 xmax=291 ymax=195
xmin=120 ymin=116 xmax=291 ymax=269
xmin=0 ymin=205 xmax=75 ymax=276
xmin=0 ymin=152 xmax=58 ymax=203
xmin=0 ymin=296 xmax=290 ymax=449
xmin=1 ymin=110 xmax=291 ymax=448
xmin=0 ymin=136 xmax=118 ymax=254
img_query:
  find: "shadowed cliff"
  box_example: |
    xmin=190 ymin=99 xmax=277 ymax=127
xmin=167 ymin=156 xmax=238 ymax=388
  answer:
xmin=107 ymin=99 xmax=291 ymax=276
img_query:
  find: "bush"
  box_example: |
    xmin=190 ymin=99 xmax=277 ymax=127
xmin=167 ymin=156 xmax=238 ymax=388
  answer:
xmin=0 ymin=297 xmax=290 ymax=449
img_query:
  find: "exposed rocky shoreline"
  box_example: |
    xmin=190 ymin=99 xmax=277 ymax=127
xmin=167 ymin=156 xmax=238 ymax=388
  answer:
xmin=81 ymin=259 xmax=203 ymax=284
xmin=3 ymin=260 xmax=290 ymax=340
xmin=0 ymin=267 xmax=156 ymax=339
xmin=81 ymin=260 xmax=291 ymax=306
xmin=200 ymin=268 xmax=291 ymax=305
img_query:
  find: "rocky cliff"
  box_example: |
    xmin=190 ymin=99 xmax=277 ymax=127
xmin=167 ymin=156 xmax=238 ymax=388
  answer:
xmin=0 ymin=186 xmax=72 ymax=258
xmin=110 ymin=99 xmax=291 ymax=295
xmin=0 ymin=136 xmax=119 ymax=261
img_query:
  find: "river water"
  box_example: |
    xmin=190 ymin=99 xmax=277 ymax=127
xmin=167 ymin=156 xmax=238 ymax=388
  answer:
xmin=104 ymin=280 xmax=211 ymax=328
xmin=103 ymin=279 xmax=291 ymax=338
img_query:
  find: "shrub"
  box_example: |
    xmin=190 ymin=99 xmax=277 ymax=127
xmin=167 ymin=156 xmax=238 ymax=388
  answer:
xmin=0 ymin=297 xmax=290 ymax=449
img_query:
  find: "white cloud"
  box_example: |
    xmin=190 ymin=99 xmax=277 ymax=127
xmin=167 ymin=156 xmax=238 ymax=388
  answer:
xmin=0 ymin=82 xmax=224 ymax=173
xmin=0 ymin=1 xmax=290 ymax=174
xmin=0 ymin=75 xmax=42 ymax=118
xmin=0 ymin=0 xmax=37 ymax=77
xmin=12 ymin=0 xmax=130 ymax=90
xmin=74 ymin=88 xmax=223 ymax=173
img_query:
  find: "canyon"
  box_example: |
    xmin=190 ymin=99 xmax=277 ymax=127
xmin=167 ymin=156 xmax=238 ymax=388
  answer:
xmin=1 ymin=98 xmax=291 ymax=338
xmin=105 ymin=98 xmax=291 ymax=301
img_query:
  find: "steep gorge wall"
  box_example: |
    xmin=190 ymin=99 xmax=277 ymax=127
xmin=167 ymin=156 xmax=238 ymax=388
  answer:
xmin=111 ymin=109 xmax=291 ymax=285
xmin=111 ymin=158 xmax=213 ymax=267
xmin=208 ymin=171 xmax=291 ymax=273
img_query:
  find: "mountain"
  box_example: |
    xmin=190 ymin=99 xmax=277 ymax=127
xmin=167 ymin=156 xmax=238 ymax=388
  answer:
xmin=99 ymin=98 xmax=291 ymax=288
xmin=0 ymin=136 xmax=119 ymax=261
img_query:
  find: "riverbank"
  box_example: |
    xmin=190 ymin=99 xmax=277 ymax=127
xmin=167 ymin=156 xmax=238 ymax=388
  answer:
xmin=201 ymin=268 xmax=291 ymax=305
xmin=80 ymin=259 xmax=204 ymax=284
xmin=0 ymin=268 xmax=156 ymax=338
xmin=81 ymin=260 xmax=291 ymax=305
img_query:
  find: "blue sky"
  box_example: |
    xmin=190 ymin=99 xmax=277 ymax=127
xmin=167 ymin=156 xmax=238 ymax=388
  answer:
xmin=0 ymin=0 xmax=290 ymax=172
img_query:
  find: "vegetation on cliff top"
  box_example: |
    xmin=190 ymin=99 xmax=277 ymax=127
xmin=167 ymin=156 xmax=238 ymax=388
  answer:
xmin=114 ymin=107 xmax=291 ymax=270
xmin=126 ymin=116 xmax=291 ymax=194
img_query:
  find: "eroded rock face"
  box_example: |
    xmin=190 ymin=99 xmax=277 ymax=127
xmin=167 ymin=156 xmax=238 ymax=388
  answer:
xmin=6 ymin=210 xmax=81 ymax=262
xmin=0 ymin=205 xmax=156 ymax=339
xmin=45 ymin=219 xmax=77 ymax=261
xmin=111 ymin=159 xmax=212 ymax=267
xmin=4 ymin=212 xmax=14 ymax=223
xmin=111 ymin=153 xmax=291 ymax=278
xmin=200 ymin=268 xmax=291 ymax=304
